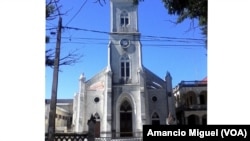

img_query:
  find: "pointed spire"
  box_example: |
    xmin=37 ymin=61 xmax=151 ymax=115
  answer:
xmin=79 ymin=73 xmax=86 ymax=81
xmin=74 ymin=92 xmax=78 ymax=97
xmin=165 ymin=71 xmax=172 ymax=80
xmin=166 ymin=71 xmax=171 ymax=77
xmin=107 ymin=41 xmax=111 ymax=72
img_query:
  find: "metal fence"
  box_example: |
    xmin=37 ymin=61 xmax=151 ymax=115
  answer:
xmin=45 ymin=133 xmax=88 ymax=141
xmin=45 ymin=133 xmax=142 ymax=141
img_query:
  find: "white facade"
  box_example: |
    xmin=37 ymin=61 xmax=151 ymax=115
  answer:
xmin=72 ymin=0 xmax=176 ymax=137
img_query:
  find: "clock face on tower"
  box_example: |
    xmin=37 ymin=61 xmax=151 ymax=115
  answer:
xmin=120 ymin=39 xmax=130 ymax=48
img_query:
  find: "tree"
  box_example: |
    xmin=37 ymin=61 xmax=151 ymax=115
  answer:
xmin=46 ymin=0 xmax=82 ymax=68
xmin=134 ymin=0 xmax=207 ymax=46
xmin=162 ymin=0 xmax=207 ymax=44
xmin=46 ymin=0 xmax=59 ymax=21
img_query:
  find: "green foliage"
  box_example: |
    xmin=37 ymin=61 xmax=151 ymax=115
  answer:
xmin=133 ymin=0 xmax=144 ymax=5
xmin=133 ymin=0 xmax=207 ymax=41
xmin=162 ymin=0 xmax=207 ymax=36
xmin=46 ymin=4 xmax=55 ymax=19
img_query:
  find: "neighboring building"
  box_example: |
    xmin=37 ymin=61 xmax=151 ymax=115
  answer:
xmin=45 ymin=99 xmax=73 ymax=133
xmin=71 ymin=0 xmax=176 ymax=138
xmin=173 ymin=77 xmax=207 ymax=125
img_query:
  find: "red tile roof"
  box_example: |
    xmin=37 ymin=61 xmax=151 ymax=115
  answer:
xmin=202 ymin=77 xmax=207 ymax=82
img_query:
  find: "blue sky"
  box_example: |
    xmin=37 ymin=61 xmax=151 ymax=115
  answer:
xmin=46 ymin=0 xmax=207 ymax=99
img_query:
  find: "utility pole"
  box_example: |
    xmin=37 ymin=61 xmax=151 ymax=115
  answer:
xmin=48 ymin=17 xmax=62 ymax=141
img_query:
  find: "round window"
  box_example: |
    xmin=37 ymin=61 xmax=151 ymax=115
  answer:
xmin=152 ymin=96 xmax=157 ymax=102
xmin=94 ymin=97 xmax=100 ymax=103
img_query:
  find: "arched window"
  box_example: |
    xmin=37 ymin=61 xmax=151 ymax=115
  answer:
xmin=185 ymin=91 xmax=197 ymax=107
xmin=151 ymin=112 xmax=160 ymax=125
xmin=199 ymin=95 xmax=205 ymax=104
xmin=94 ymin=112 xmax=100 ymax=120
xmin=120 ymin=100 xmax=132 ymax=112
xmin=190 ymin=95 xmax=193 ymax=105
xmin=120 ymin=11 xmax=129 ymax=26
xmin=121 ymin=55 xmax=130 ymax=78
xmin=199 ymin=91 xmax=207 ymax=105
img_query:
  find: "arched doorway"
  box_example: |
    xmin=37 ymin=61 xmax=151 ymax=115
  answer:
xmin=94 ymin=113 xmax=100 ymax=137
xmin=120 ymin=100 xmax=133 ymax=137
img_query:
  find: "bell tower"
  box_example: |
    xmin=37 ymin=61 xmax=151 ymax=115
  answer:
xmin=110 ymin=0 xmax=139 ymax=33
xmin=109 ymin=0 xmax=146 ymax=137
xmin=109 ymin=0 xmax=143 ymax=84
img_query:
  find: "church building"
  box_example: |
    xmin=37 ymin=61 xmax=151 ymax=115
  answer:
xmin=72 ymin=0 xmax=176 ymax=138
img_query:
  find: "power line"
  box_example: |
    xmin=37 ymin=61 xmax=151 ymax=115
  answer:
xmin=49 ymin=25 xmax=206 ymax=43
xmin=47 ymin=26 xmax=206 ymax=49
xmin=65 ymin=0 xmax=88 ymax=26
xmin=47 ymin=41 xmax=205 ymax=48
xmin=62 ymin=26 xmax=205 ymax=42
xmin=141 ymin=35 xmax=204 ymax=41
xmin=48 ymin=36 xmax=205 ymax=44
xmin=63 ymin=26 xmax=110 ymax=34
xmin=54 ymin=0 xmax=61 ymax=16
